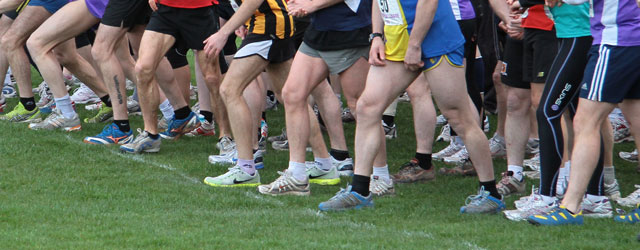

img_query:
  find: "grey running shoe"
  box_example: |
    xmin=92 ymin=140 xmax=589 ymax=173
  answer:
xmin=268 ymin=128 xmax=287 ymax=143
xmin=524 ymin=153 xmax=540 ymax=171
xmin=158 ymin=116 xmax=170 ymax=131
xmin=619 ymin=149 xmax=638 ymax=162
xmin=392 ymin=159 xmax=435 ymax=183
xmin=28 ymin=109 xmax=81 ymax=131
xmin=332 ymin=156 xmax=354 ymax=176
xmin=272 ymin=140 xmax=312 ymax=152
xmin=369 ymin=176 xmax=395 ymax=197
xmin=496 ymin=171 xmax=526 ymax=197
xmin=433 ymin=140 xmax=463 ymax=161
xmin=525 ymin=138 xmax=540 ymax=155
xmin=460 ymin=188 xmax=506 ymax=214
xmin=436 ymin=124 xmax=451 ymax=142
xmin=489 ymin=133 xmax=507 ymax=158
xmin=318 ymin=185 xmax=374 ymax=212
xmin=258 ymin=170 xmax=310 ymax=196
xmin=605 ymin=179 xmax=622 ymax=201
xmin=217 ymin=136 xmax=236 ymax=155
xmin=503 ymin=192 xmax=557 ymax=221
xmin=120 ymin=129 xmax=162 ymax=153
xmin=581 ymin=196 xmax=613 ymax=218
xmin=383 ymin=121 xmax=397 ymax=139
xmin=436 ymin=114 xmax=447 ymax=126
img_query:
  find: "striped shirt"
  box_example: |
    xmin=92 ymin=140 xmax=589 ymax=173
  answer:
xmin=233 ymin=0 xmax=294 ymax=39
xmin=590 ymin=0 xmax=640 ymax=46
xmin=448 ymin=0 xmax=475 ymax=21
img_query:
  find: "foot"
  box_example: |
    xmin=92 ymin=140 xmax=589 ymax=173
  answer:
xmin=370 ymin=176 xmax=395 ymax=197
xmin=160 ymin=111 xmax=200 ymax=140
xmin=489 ymin=133 xmax=506 ymax=158
xmin=617 ymin=185 xmax=640 ymax=207
xmin=28 ymin=110 xmax=81 ymax=131
xmin=527 ymin=206 xmax=583 ymax=226
xmin=581 ymin=196 xmax=613 ymax=218
xmin=119 ymin=129 xmax=162 ymax=154
xmin=84 ymin=123 xmax=133 ymax=145
xmin=257 ymin=170 xmax=310 ymax=196
xmin=306 ymin=162 xmax=340 ymax=185
xmin=185 ymin=120 xmax=215 ymax=137
xmin=70 ymin=83 xmax=100 ymax=104
xmin=438 ymin=161 xmax=477 ymax=176
xmin=523 ymin=153 xmax=540 ymax=171
xmin=503 ymin=192 xmax=558 ymax=221
xmin=208 ymin=147 xmax=238 ymax=165
xmin=443 ymin=146 xmax=469 ymax=165
xmin=216 ymin=136 xmax=236 ymax=154
xmin=0 ymin=102 xmax=42 ymax=123
xmin=84 ymin=104 xmax=113 ymax=123
xmin=433 ymin=140 xmax=462 ymax=161
xmin=436 ymin=124 xmax=451 ymax=142
xmin=332 ymin=156 xmax=354 ymax=176
xmin=383 ymin=121 xmax=397 ymax=139
xmin=496 ymin=171 xmax=526 ymax=197
xmin=619 ymin=149 xmax=638 ymax=162
xmin=318 ymin=185 xmax=374 ymax=212
xmin=460 ymin=188 xmax=505 ymax=214
xmin=614 ymin=204 xmax=640 ymax=224
xmin=391 ymin=159 xmax=435 ymax=183
xmin=604 ymin=179 xmax=622 ymax=201
xmin=203 ymin=166 xmax=261 ymax=187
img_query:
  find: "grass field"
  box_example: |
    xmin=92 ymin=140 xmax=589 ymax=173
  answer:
xmin=1 ymin=66 xmax=639 ymax=249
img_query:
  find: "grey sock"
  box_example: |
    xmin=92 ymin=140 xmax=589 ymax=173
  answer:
xmin=604 ymin=166 xmax=616 ymax=184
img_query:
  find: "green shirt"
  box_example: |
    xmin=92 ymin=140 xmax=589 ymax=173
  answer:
xmin=550 ymin=3 xmax=591 ymax=38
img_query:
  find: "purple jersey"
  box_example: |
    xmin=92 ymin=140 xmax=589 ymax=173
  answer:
xmin=590 ymin=0 xmax=640 ymax=46
xmin=82 ymin=0 xmax=109 ymax=19
xmin=449 ymin=0 xmax=475 ymax=20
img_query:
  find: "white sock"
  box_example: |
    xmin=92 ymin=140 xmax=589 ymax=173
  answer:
xmin=4 ymin=71 xmax=11 ymax=85
xmin=159 ymin=99 xmax=174 ymax=119
xmin=453 ymin=136 xmax=464 ymax=147
xmin=54 ymin=95 xmax=76 ymax=119
xmin=563 ymin=161 xmax=571 ymax=178
xmin=507 ymin=165 xmax=524 ymax=182
xmin=372 ymin=165 xmax=390 ymax=182
xmin=541 ymin=195 xmax=557 ymax=205
xmin=288 ymin=161 xmax=308 ymax=181
xmin=237 ymin=159 xmax=255 ymax=175
xmin=315 ymin=157 xmax=332 ymax=171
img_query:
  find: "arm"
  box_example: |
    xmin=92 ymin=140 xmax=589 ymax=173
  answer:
xmin=403 ymin=0 xmax=438 ymax=71
xmin=203 ymin=0 xmax=263 ymax=57
xmin=0 ymin=0 xmax=24 ymax=14
xmin=488 ymin=0 xmax=511 ymax=23
xmin=369 ymin=0 xmax=386 ymax=66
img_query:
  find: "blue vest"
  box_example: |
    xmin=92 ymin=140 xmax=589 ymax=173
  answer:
xmin=311 ymin=0 xmax=372 ymax=31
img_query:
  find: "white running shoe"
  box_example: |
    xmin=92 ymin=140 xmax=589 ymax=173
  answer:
xmin=369 ymin=175 xmax=395 ymax=197
xmin=504 ymin=190 xmax=558 ymax=221
xmin=216 ymin=136 xmax=236 ymax=155
xmin=611 ymin=117 xmax=634 ymax=143
xmin=204 ymin=166 xmax=260 ymax=187
xmin=617 ymin=185 xmax=640 ymax=207
xmin=525 ymin=138 xmax=540 ymax=155
xmin=443 ymin=146 xmax=469 ymax=165
xmin=125 ymin=79 xmax=135 ymax=90
xmin=258 ymin=170 xmax=309 ymax=196
xmin=524 ymin=153 xmax=540 ymax=171
xmin=483 ymin=116 xmax=490 ymax=133
xmin=71 ymin=83 xmax=100 ymax=104
xmin=332 ymin=156 xmax=354 ymax=176
xmin=489 ymin=133 xmax=506 ymax=158
xmin=127 ymin=97 xmax=141 ymax=116
xmin=581 ymin=196 xmax=613 ymax=218
xmin=555 ymin=174 xmax=569 ymax=199
xmin=436 ymin=114 xmax=447 ymax=126
xmin=383 ymin=121 xmax=397 ymax=139
xmin=28 ymin=109 xmax=81 ymax=131
xmin=398 ymin=92 xmax=410 ymax=102
xmin=208 ymin=147 xmax=237 ymax=165
xmin=433 ymin=140 xmax=463 ymax=161
xmin=619 ymin=149 xmax=638 ymax=162
xmin=436 ymin=124 xmax=451 ymax=142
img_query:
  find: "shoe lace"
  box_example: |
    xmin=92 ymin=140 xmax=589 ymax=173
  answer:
xmin=268 ymin=171 xmax=297 ymax=191
xmin=132 ymin=128 xmax=149 ymax=143
xmin=464 ymin=187 xmax=489 ymax=206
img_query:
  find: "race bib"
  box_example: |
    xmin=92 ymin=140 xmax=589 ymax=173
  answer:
xmin=377 ymin=0 xmax=404 ymax=26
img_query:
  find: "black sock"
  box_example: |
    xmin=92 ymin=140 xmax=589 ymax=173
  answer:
xmin=114 ymin=120 xmax=130 ymax=132
xmin=200 ymin=110 xmax=213 ymax=123
xmin=330 ymin=149 xmax=350 ymax=161
xmin=318 ymin=114 xmax=325 ymax=127
xmin=20 ymin=97 xmax=36 ymax=111
xmin=415 ymin=152 xmax=432 ymax=170
xmin=174 ymin=106 xmax=191 ymax=120
xmin=147 ymin=131 xmax=159 ymax=140
xmin=261 ymin=112 xmax=266 ymax=121
xmin=479 ymin=180 xmax=501 ymax=199
xmin=100 ymin=95 xmax=112 ymax=107
xmin=352 ymin=174 xmax=371 ymax=197
xmin=382 ymin=115 xmax=395 ymax=126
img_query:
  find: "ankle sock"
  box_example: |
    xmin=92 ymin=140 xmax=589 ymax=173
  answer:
xmin=159 ymin=99 xmax=174 ymax=119
xmin=415 ymin=152 xmax=432 ymax=170
xmin=237 ymin=159 xmax=256 ymax=175
xmin=288 ymin=161 xmax=308 ymax=181
xmin=329 ymin=149 xmax=349 ymax=161
xmin=372 ymin=165 xmax=390 ymax=181
xmin=114 ymin=120 xmax=130 ymax=132
xmin=315 ymin=157 xmax=332 ymax=171
xmin=20 ymin=97 xmax=36 ymax=111
xmin=479 ymin=180 xmax=501 ymax=199
xmin=200 ymin=110 xmax=213 ymax=123
xmin=507 ymin=165 xmax=524 ymax=182
xmin=173 ymin=106 xmax=191 ymax=120
xmin=100 ymin=95 xmax=112 ymax=107
xmin=147 ymin=132 xmax=159 ymax=140
xmin=352 ymin=174 xmax=371 ymax=197
xmin=382 ymin=115 xmax=395 ymax=127
xmin=54 ymin=95 xmax=76 ymax=119
xmin=603 ymin=166 xmax=616 ymax=184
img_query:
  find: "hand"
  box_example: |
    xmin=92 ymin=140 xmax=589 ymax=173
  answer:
xmin=507 ymin=15 xmax=524 ymax=40
xmin=235 ymin=26 xmax=248 ymax=39
xmin=368 ymin=37 xmax=386 ymax=66
xmin=203 ymin=32 xmax=228 ymax=59
xmin=509 ymin=1 xmax=523 ymax=13
xmin=545 ymin=0 xmax=562 ymax=7
xmin=149 ymin=0 xmax=158 ymax=11
xmin=287 ymin=0 xmax=316 ymax=17
xmin=403 ymin=45 xmax=424 ymax=71
xmin=498 ymin=21 xmax=508 ymax=32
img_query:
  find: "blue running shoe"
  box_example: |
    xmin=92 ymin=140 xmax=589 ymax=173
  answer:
xmin=460 ymin=187 xmax=506 ymax=214
xmin=84 ymin=123 xmax=133 ymax=145
xmin=160 ymin=111 xmax=200 ymax=140
xmin=2 ymin=83 xmax=16 ymax=98
xmin=318 ymin=185 xmax=374 ymax=212
xmin=527 ymin=206 xmax=583 ymax=226
xmin=614 ymin=204 xmax=640 ymax=224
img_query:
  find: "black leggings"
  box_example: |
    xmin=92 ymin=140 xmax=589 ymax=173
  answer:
xmin=537 ymin=36 xmax=604 ymax=196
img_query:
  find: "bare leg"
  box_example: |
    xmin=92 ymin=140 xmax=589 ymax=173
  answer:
xmin=312 ymin=79 xmax=348 ymax=151
xmin=406 ymin=74 xmax=436 ymax=154
xmin=505 ymin=85 xmax=531 ymax=167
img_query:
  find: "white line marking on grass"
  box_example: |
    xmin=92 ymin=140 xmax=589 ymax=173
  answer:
xmin=461 ymin=241 xmax=487 ymax=250
xmin=243 ymin=191 xmax=285 ymax=206
xmin=64 ymin=135 xmax=200 ymax=184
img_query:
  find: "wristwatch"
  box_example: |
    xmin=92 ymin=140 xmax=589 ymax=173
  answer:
xmin=369 ymin=33 xmax=384 ymax=43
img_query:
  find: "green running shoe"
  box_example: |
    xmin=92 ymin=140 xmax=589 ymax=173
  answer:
xmin=84 ymin=104 xmax=113 ymax=123
xmin=0 ymin=102 xmax=42 ymax=123
xmin=305 ymin=161 xmax=340 ymax=185
xmin=204 ymin=166 xmax=260 ymax=187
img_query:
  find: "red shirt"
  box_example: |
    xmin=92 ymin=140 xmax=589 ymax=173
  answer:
xmin=159 ymin=0 xmax=215 ymax=8
xmin=521 ymin=5 xmax=554 ymax=31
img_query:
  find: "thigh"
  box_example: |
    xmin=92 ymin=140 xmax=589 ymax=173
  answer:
xmin=5 ymin=5 xmax=52 ymax=41
xmin=219 ymin=54 xmax=268 ymax=92
xmin=138 ymin=30 xmax=175 ymax=70
xmin=530 ymin=29 xmax=558 ymax=84
xmin=360 ymin=61 xmax=419 ymax=110
xmin=265 ymin=58 xmax=292 ymax=92
xmin=94 ymin=23 xmax=129 ymax=52
xmin=283 ymin=50 xmax=330 ymax=97
xmin=30 ymin=1 xmax=99 ymax=51
xmin=0 ymin=15 xmax=14 ymax=36
xmin=424 ymin=58 xmax=471 ymax=110
xmin=501 ymin=38 xmax=528 ymax=89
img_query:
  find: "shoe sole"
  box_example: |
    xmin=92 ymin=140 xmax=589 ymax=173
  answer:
xmin=258 ymin=189 xmax=310 ymax=196
xmin=309 ymin=178 xmax=340 ymax=186
xmin=203 ymin=180 xmax=260 ymax=188
xmin=318 ymin=203 xmax=374 ymax=212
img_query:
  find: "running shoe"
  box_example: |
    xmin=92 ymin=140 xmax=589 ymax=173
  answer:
xmin=332 ymin=156 xmax=354 ymax=176
xmin=614 ymin=204 xmax=640 ymax=224
xmin=391 ymin=159 xmax=435 ymax=183
xmin=436 ymin=124 xmax=451 ymax=142
xmin=185 ymin=120 xmax=215 ymax=137
xmin=483 ymin=116 xmax=490 ymax=133
xmin=0 ymin=95 xmax=5 ymax=113
xmin=217 ymin=136 xmax=236 ymax=154
xmin=306 ymin=162 xmax=340 ymax=185
xmin=489 ymin=133 xmax=507 ymax=158
xmin=514 ymin=186 xmax=540 ymax=209
xmin=605 ymin=179 xmax=622 ymax=201
xmin=436 ymin=114 xmax=447 ymax=126
xmin=370 ymin=175 xmax=395 ymax=197
xmin=265 ymin=94 xmax=278 ymax=110
xmin=160 ymin=111 xmax=200 ymax=140
xmin=398 ymin=92 xmax=410 ymax=102
xmin=524 ymin=153 xmax=540 ymax=171
xmin=460 ymin=188 xmax=506 ymax=214
xmin=503 ymin=192 xmax=558 ymax=221
xmin=208 ymin=147 xmax=237 ymax=165
xmin=438 ymin=161 xmax=477 ymax=176
xmin=271 ymin=140 xmax=312 ymax=152
xmin=443 ymin=146 xmax=469 ymax=165
xmin=125 ymin=79 xmax=134 ymax=90
xmin=84 ymin=102 xmax=101 ymax=111
xmin=496 ymin=171 xmax=526 ymax=197
xmin=158 ymin=116 xmax=170 ymax=131
xmin=525 ymin=138 xmax=540 ymax=155
xmin=527 ymin=206 xmax=583 ymax=226
xmin=433 ymin=140 xmax=463 ymax=161
xmin=35 ymin=82 xmax=53 ymax=107
xmin=70 ymin=83 xmax=100 ymax=104
xmin=556 ymin=173 xmax=569 ymax=199
xmin=203 ymin=166 xmax=261 ymax=187
xmin=127 ymin=97 xmax=141 ymax=116
xmin=619 ymin=149 xmax=638 ymax=162
xmin=267 ymin=128 xmax=287 ymax=143
xmin=119 ymin=129 xmax=162 ymax=154
xmin=2 ymin=83 xmax=15 ymax=98
xmin=84 ymin=105 xmax=113 ymax=123
xmin=342 ymin=107 xmax=355 ymax=123
xmin=612 ymin=118 xmax=634 ymax=143
xmin=257 ymin=170 xmax=310 ymax=196
xmin=28 ymin=109 xmax=81 ymax=131
xmin=0 ymin=102 xmax=42 ymax=123
xmin=383 ymin=121 xmax=397 ymax=139
xmin=189 ymin=85 xmax=197 ymax=100
xmin=318 ymin=185 xmax=374 ymax=212
xmin=523 ymin=169 xmax=541 ymax=180
xmin=581 ymin=196 xmax=613 ymax=218
xmin=617 ymin=185 xmax=640 ymax=207
xmin=83 ymin=123 xmax=133 ymax=145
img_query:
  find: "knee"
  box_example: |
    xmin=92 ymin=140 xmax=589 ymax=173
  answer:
xmin=282 ymin=83 xmax=306 ymax=107
xmin=53 ymin=49 xmax=75 ymax=66
xmin=135 ymin=61 xmax=154 ymax=84
xmin=219 ymin=81 xmax=241 ymax=103
xmin=1 ymin=33 xmax=19 ymax=52
xmin=506 ymin=91 xmax=530 ymax=114
xmin=91 ymin=43 xmax=110 ymax=63
xmin=204 ymin=73 xmax=220 ymax=88
xmin=355 ymin=96 xmax=383 ymax=121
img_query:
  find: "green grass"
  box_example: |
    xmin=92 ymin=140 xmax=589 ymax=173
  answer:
xmin=1 ymin=66 xmax=639 ymax=249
